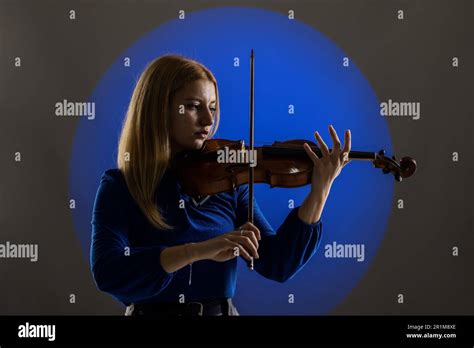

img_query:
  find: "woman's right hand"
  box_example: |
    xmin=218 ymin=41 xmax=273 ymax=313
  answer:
xmin=196 ymin=223 xmax=261 ymax=263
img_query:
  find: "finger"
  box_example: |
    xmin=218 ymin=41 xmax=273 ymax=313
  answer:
xmin=303 ymin=143 xmax=320 ymax=164
xmin=328 ymin=125 xmax=341 ymax=155
xmin=238 ymin=222 xmax=261 ymax=241
xmin=227 ymin=234 xmax=259 ymax=259
xmin=231 ymin=228 xmax=259 ymax=249
xmin=219 ymin=238 xmax=239 ymax=259
xmin=234 ymin=230 xmax=259 ymax=249
xmin=237 ymin=234 xmax=259 ymax=259
xmin=225 ymin=239 xmax=252 ymax=262
xmin=314 ymin=131 xmax=329 ymax=157
xmin=241 ymin=230 xmax=259 ymax=249
xmin=342 ymin=129 xmax=351 ymax=154
xmin=339 ymin=152 xmax=349 ymax=166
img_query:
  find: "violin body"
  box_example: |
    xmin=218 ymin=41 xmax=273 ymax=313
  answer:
xmin=175 ymin=139 xmax=315 ymax=197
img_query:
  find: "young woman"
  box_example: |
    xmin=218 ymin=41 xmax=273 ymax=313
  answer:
xmin=90 ymin=54 xmax=351 ymax=316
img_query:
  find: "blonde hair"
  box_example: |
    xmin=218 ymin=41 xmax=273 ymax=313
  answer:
xmin=117 ymin=54 xmax=220 ymax=230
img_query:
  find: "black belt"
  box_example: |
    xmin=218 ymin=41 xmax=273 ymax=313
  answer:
xmin=128 ymin=298 xmax=231 ymax=316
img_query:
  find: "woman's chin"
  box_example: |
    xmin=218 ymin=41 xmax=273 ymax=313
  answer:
xmin=191 ymin=139 xmax=206 ymax=149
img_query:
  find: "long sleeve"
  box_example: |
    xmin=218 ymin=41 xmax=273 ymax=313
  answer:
xmin=90 ymin=171 xmax=175 ymax=305
xmin=235 ymin=185 xmax=323 ymax=283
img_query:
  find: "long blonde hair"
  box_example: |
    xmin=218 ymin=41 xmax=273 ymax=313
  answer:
xmin=117 ymin=54 xmax=220 ymax=230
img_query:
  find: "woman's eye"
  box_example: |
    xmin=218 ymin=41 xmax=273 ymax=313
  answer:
xmin=186 ymin=104 xmax=216 ymax=114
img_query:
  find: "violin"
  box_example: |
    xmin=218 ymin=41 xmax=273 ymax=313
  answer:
xmin=174 ymin=50 xmax=417 ymax=271
xmin=175 ymin=138 xmax=417 ymax=197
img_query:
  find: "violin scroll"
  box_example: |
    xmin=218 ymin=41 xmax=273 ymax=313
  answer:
xmin=374 ymin=150 xmax=417 ymax=182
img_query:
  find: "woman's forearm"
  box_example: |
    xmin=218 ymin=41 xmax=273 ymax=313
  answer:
xmin=161 ymin=187 xmax=330 ymax=272
xmin=297 ymin=186 xmax=330 ymax=224
xmin=160 ymin=243 xmax=202 ymax=273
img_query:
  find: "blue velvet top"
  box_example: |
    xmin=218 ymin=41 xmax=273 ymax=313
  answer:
xmin=90 ymin=168 xmax=323 ymax=306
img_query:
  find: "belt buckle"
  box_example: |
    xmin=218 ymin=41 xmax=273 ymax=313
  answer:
xmin=186 ymin=301 xmax=204 ymax=316
xmin=125 ymin=304 xmax=134 ymax=316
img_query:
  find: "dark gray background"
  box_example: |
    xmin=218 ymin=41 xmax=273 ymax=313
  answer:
xmin=0 ymin=0 xmax=472 ymax=315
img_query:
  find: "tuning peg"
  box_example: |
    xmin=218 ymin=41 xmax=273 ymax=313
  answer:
xmin=394 ymin=172 xmax=402 ymax=182
xmin=392 ymin=155 xmax=397 ymax=161
xmin=378 ymin=149 xmax=385 ymax=156
xmin=382 ymin=168 xmax=391 ymax=174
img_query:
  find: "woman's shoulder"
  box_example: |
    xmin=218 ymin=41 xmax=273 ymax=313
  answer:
xmin=93 ymin=168 xmax=136 ymax=223
xmin=97 ymin=168 xmax=128 ymax=196
xmin=101 ymin=168 xmax=124 ymax=181
xmin=94 ymin=168 xmax=140 ymax=210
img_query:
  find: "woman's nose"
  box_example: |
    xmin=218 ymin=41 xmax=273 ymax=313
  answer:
xmin=199 ymin=107 xmax=214 ymax=126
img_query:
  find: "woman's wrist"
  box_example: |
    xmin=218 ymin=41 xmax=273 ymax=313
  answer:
xmin=160 ymin=243 xmax=202 ymax=273
xmin=185 ymin=242 xmax=205 ymax=263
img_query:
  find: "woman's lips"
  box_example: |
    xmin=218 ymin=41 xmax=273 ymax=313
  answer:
xmin=194 ymin=132 xmax=208 ymax=139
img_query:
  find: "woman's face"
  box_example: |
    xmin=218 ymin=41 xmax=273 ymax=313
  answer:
xmin=169 ymin=79 xmax=216 ymax=154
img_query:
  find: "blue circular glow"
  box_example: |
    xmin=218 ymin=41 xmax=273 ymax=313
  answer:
xmin=70 ymin=6 xmax=394 ymax=315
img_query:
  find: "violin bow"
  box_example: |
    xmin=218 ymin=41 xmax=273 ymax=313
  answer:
xmin=247 ymin=49 xmax=255 ymax=271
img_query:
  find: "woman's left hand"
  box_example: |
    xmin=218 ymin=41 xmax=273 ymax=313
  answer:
xmin=303 ymin=125 xmax=351 ymax=198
